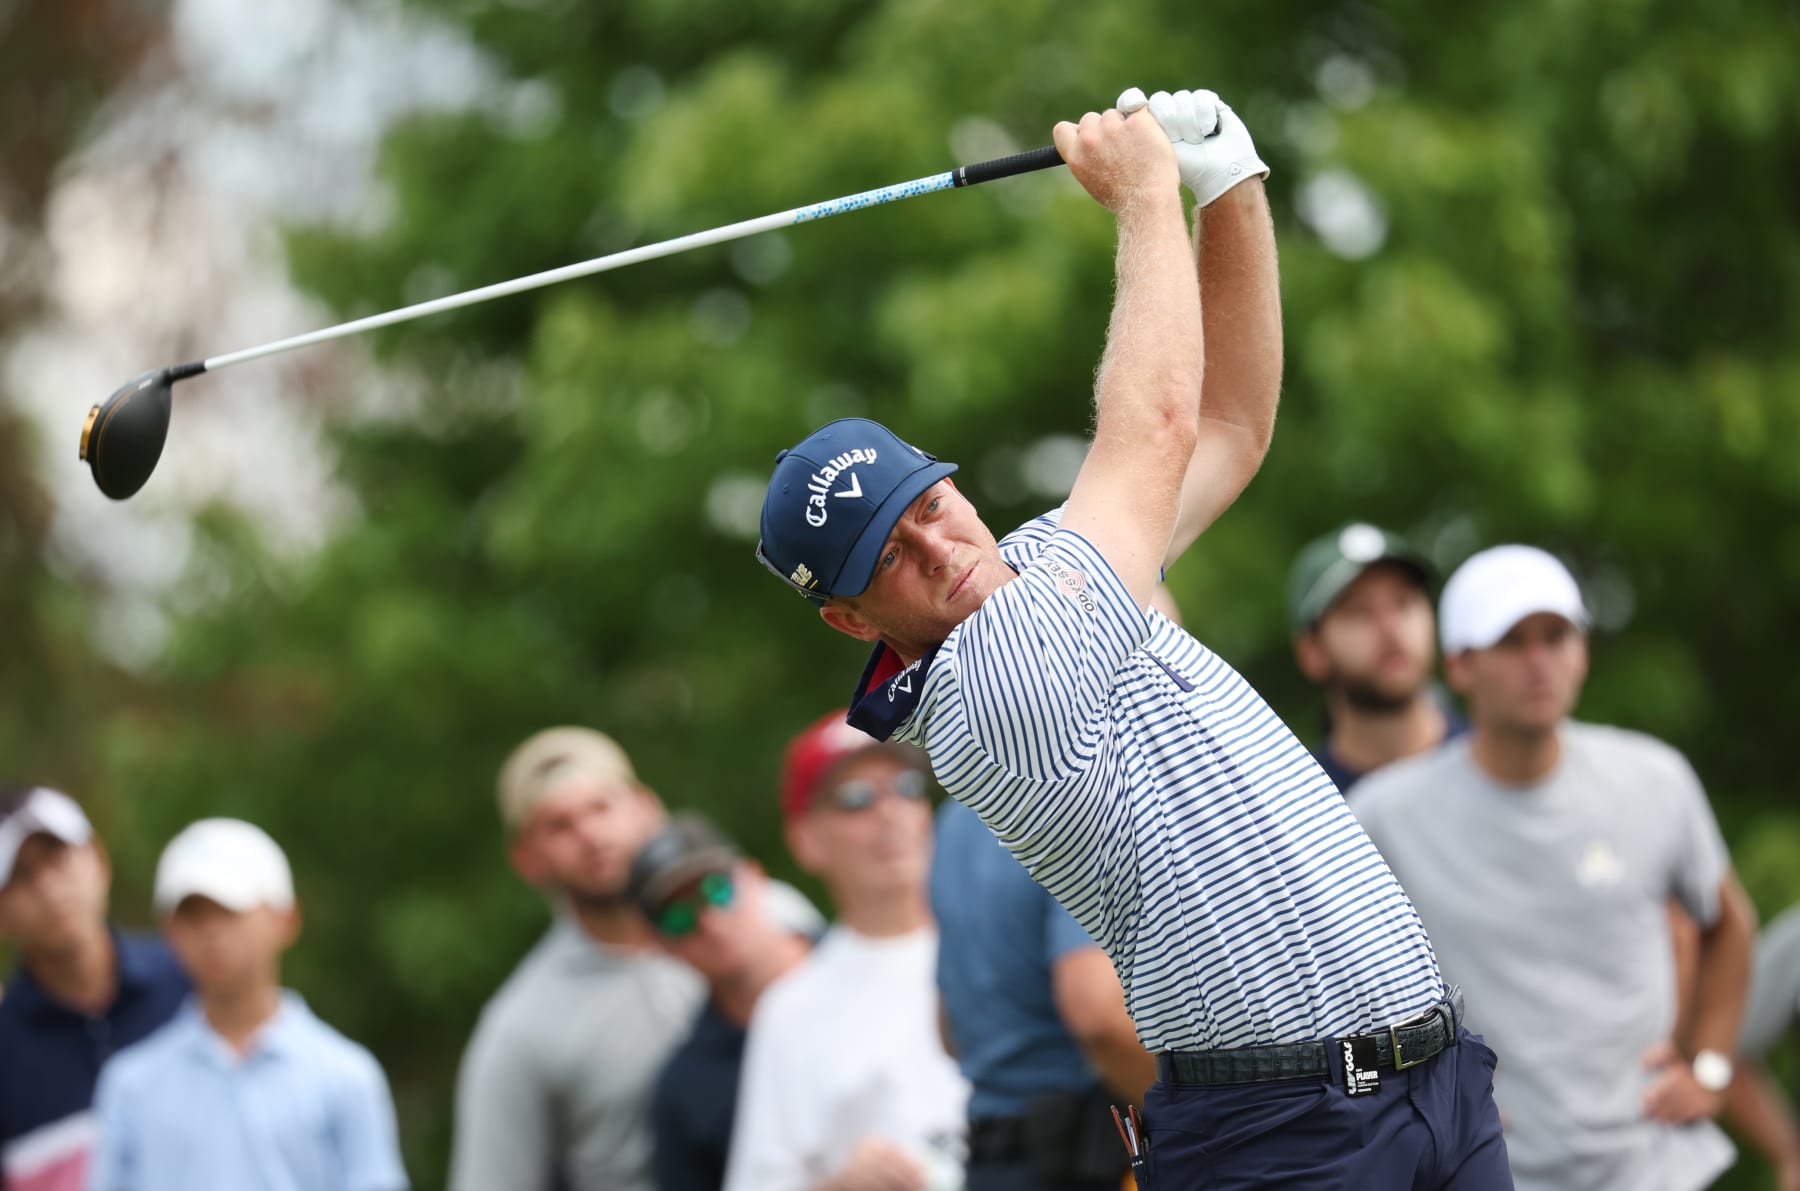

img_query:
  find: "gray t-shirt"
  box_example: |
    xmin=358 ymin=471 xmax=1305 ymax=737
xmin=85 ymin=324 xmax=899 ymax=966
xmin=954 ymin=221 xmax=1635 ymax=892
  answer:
xmin=450 ymin=917 xmax=705 ymax=1191
xmin=1742 ymin=904 xmax=1800 ymax=1060
xmin=1353 ymin=723 xmax=1735 ymax=1191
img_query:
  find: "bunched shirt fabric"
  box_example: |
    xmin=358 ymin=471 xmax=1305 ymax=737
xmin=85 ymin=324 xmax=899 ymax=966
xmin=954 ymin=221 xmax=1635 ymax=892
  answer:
xmin=850 ymin=508 xmax=1445 ymax=1053
xmin=88 ymin=992 xmax=407 ymax=1191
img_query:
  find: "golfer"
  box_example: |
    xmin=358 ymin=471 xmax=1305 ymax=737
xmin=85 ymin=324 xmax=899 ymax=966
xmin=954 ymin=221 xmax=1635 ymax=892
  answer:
xmin=752 ymin=88 xmax=1511 ymax=1188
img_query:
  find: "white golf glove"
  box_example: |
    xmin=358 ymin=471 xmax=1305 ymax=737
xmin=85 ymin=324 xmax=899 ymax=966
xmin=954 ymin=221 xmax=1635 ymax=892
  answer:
xmin=1118 ymin=86 xmax=1269 ymax=207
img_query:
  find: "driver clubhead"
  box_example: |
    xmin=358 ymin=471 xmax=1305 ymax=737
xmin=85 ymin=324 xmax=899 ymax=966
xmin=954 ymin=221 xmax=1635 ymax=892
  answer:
xmin=80 ymin=365 xmax=193 ymax=501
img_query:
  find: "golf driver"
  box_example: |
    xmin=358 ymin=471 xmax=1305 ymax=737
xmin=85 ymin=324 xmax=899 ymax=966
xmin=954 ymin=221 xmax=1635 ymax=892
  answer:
xmin=79 ymin=144 xmax=1065 ymax=500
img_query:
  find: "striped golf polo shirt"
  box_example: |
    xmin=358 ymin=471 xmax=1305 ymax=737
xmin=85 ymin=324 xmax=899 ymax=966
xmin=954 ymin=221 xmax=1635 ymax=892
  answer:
xmin=848 ymin=508 xmax=1445 ymax=1053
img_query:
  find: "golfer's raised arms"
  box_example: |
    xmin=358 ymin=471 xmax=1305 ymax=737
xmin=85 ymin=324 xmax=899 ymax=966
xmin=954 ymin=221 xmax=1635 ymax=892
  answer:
xmin=1150 ymin=89 xmax=1283 ymax=570
xmin=1051 ymin=107 xmax=1199 ymax=614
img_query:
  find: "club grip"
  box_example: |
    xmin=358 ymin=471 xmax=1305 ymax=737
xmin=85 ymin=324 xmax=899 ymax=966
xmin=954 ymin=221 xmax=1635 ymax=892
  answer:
xmin=953 ymin=145 xmax=1064 ymax=188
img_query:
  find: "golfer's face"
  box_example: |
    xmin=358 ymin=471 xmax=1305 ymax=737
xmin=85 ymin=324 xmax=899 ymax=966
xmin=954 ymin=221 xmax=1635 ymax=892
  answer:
xmin=850 ymin=481 xmax=1004 ymax=652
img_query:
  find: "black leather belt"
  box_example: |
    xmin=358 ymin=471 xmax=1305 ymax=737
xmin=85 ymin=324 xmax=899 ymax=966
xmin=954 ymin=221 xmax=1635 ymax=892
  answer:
xmin=1155 ymin=988 xmax=1466 ymax=1087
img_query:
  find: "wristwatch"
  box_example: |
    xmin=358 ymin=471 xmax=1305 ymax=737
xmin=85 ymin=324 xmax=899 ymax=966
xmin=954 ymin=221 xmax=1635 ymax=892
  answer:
xmin=1692 ymin=1049 xmax=1735 ymax=1092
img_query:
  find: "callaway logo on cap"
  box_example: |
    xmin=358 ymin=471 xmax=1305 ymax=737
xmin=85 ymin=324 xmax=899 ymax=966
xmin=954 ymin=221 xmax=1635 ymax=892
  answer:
xmin=756 ymin=418 xmax=958 ymax=603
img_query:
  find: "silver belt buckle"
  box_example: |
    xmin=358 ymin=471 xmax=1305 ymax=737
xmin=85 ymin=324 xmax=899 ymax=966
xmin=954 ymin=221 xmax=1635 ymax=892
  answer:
xmin=1388 ymin=995 xmax=1449 ymax=1071
xmin=1390 ymin=1022 xmax=1426 ymax=1070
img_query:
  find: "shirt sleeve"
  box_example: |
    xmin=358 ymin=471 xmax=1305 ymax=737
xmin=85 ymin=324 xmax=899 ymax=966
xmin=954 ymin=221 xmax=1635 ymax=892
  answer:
xmin=333 ymin=1050 xmax=410 ymax=1191
xmin=87 ymin=1064 xmax=133 ymax=1191
xmin=952 ymin=529 xmax=1150 ymax=785
xmin=448 ymin=1011 xmax=555 ymax=1191
xmin=1657 ymin=744 xmax=1731 ymax=927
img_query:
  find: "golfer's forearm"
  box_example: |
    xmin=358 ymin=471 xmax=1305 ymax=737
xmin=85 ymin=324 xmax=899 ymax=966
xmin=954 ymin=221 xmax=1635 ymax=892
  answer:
xmin=1159 ymin=181 xmax=1280 ymax=565
xmin=1092 ymin=191 xmax=1203 ymax=446
xmin=1194 ymin=179 xmax=1281 ymax=448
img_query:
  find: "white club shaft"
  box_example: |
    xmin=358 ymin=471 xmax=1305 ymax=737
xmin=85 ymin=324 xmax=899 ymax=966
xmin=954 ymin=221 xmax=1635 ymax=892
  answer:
xmin=201 ymin=209 xmax=803 ymax=372
xmin=198 ymin=163 xmax=970 ymax=375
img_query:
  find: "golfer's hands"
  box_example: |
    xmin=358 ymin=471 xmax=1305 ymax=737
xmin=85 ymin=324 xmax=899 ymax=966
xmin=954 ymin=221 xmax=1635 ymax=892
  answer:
xmin=1119 ymin=86 xmax=1269 ymax=207
xmin=1053 ymin=106 xmax=1179 ymax=216
xmin=1640 ymin=1041 xmax=1724 ymax=1123
xmin=823 ymin=1137 xmax=927 ymax=1191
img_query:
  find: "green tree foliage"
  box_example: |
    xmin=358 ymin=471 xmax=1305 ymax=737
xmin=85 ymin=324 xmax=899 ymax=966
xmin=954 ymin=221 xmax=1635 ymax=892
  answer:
xmin=83 ymin=0 xmax=1799 ymax=1183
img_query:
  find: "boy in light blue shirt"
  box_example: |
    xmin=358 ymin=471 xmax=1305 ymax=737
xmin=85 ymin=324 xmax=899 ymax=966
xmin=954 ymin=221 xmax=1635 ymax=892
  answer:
xmin=89 ymin=818 xmax=408 ymax=1191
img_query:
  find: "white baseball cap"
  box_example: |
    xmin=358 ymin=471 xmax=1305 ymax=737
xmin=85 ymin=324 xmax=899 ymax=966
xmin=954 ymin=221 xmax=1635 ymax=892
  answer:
xmin=154 ymin=818 xmax=295 ymax=914
xmin=0 ymin=787 xmax=94 ymax=888
xmin=1439 ymin=545 xmax=1590 ymax=654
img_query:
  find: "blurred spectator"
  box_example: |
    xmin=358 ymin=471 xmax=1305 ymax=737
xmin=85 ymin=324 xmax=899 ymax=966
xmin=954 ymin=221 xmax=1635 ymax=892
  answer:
xmin=1353 ymin=545 xmax=1758 ymax=1191
xmin=0 ymin=785 xmax=188 ymax=1191
xmin=89 ymin=818 xmax=406 ymax=1191
xmin=724 ymin=713 xmax=968 ymax=1191
xmin=1723 ymin=904 xmax=1800 ymax=1191
xmin=451 ymin=727 xmax=702 ymax=1191
xmin=1287 ymin=523 xmax=1463 ymax=794
xmin=931 ymin=796 xmax=1151 ymax=1191
xmin=632 ymin=814 xmax=819 ymax=1191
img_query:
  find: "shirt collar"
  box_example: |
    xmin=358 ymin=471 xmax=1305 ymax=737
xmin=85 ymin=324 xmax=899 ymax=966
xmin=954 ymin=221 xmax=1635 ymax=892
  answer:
xmin=846 ymin=642 xmax=938 ymax=741
xmin=175 ymin=991 xmax=310 ymax=1065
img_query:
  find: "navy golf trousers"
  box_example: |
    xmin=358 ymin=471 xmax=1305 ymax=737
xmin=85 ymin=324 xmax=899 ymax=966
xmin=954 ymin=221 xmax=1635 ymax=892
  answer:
xmin=1133 ymin=1028 xmax=1512 ymax=1190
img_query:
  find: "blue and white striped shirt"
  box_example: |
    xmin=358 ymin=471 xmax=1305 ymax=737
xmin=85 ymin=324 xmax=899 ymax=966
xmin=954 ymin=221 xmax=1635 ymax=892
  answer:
xmin=849 ymin=509 xmax=1444 ymax=1053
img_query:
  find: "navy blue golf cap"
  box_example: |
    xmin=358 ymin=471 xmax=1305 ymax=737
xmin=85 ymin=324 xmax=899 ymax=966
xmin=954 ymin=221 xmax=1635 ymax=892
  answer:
xmin=757 ymin=418 xmax=958 ymax=603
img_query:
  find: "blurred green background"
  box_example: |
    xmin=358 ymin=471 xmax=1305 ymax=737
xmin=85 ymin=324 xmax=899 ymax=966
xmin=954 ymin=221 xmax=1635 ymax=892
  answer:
xmin=4 ymin=0 xmax=1797 ymax=1186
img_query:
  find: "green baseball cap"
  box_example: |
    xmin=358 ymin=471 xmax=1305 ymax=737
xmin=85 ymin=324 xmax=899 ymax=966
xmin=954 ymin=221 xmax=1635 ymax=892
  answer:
xmin=1286 ymin=523 xmax=1432 ymax=632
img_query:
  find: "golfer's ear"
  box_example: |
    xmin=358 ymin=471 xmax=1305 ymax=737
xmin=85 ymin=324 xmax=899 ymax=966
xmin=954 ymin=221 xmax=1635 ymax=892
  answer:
xmin=819 ymin=602 xmax=880 ymax=642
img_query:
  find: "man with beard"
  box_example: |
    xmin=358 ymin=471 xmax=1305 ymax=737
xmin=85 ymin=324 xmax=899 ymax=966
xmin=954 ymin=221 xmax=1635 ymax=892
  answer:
xmin=450 ymin=728 xmax=703 ymax=1191
xmin=1287 ymin=522 xmax=1464 ymax=795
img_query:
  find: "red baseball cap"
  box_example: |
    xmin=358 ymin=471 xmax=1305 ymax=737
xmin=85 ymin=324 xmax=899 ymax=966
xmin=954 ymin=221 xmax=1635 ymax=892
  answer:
xmin=780 ymin=710 xmax=894 ymax=819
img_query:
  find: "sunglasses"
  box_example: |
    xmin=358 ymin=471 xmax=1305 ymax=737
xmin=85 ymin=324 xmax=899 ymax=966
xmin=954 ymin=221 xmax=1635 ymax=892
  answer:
xmin=653 ymin=870 xmax=736 ymax=938
xmin=819 ymin=768 xmax=930 ymax=813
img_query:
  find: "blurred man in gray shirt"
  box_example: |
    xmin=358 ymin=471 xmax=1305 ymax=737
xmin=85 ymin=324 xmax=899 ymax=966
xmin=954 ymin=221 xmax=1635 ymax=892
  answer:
xmin=1353 ymin=545 xmax=1757 ymax=1191
xmin=451 ymin=727 xmax=703 ymax=1191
